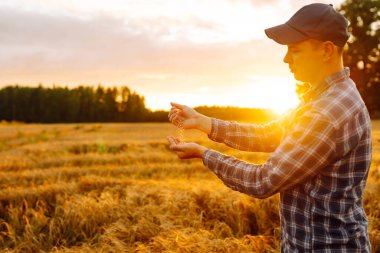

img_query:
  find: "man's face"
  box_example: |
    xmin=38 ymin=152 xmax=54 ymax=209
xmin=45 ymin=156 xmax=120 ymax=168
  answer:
xmin=283 ymin=40 xmax=324 ymax=83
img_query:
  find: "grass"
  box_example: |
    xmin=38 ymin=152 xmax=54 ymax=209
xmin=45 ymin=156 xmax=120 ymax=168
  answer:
xmin=0 ymin=121 xmax=378 ymax=252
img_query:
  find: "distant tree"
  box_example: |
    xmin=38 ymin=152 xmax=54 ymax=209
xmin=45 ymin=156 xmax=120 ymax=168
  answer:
xmin=94 ymin=85 xmax=107 ymax=122
xmin=104 ymin=87 xmax=118 ymax=121
xmin=338 ymin=0 xmax=380 ymax=117
xmin=124 ymin=91 xmax=148 ymax=122
xmin=0 ymin=87 xmax=12 ymax=121
xmin=118 ymin=86 xmax=131 ymax=121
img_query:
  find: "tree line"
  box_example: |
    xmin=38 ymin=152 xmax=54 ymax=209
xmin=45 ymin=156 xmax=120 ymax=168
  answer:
xmin=0 ymin=85 xmax=280 ymax=123
xmin=0 ymin=85 xmax=154 ymax=123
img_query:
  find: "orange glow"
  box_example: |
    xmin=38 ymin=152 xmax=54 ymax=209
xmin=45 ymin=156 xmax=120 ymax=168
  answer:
xmin=144 ymin=76 xmax=300 ymax=113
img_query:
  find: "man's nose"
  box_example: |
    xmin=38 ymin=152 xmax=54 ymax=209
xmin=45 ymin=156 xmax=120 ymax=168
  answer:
xmin=283 ymin=51 xmax=291 ymax=64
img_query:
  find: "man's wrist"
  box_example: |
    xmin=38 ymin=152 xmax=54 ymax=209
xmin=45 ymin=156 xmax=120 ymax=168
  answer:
xmin=198 ymin=146 xmax=208 ymax=159
xmin=197 ymin=115 xmax=212 ymax=135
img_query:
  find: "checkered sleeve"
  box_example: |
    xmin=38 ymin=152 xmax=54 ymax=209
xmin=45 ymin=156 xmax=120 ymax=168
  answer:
xmin=203 ymin=111 xmax=337 ymax=198
xmin=207 ymin=115 xmax=288 ymax=152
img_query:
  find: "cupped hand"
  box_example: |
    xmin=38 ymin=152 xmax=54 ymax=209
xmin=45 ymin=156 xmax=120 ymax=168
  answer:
xmin=166 ymin=136 xmax=208 ymax=159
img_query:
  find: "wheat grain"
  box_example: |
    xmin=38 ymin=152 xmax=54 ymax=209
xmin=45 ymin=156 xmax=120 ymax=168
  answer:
xmin=177 ymin=118 xmax=184 ymax=142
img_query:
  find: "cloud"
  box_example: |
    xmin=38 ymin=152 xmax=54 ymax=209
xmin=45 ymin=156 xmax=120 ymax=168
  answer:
xmin=0 ymin=5 xmax=286 ymax=78
xmin=249 ymin=0 xmax=281 ymax=6
xmin=226 ymin=0 xmax=280 ymax=7
xmin=288 ymin=0 xmax=344 ymax=10
xmin=0 ymin=6 xmax=226 ymax=70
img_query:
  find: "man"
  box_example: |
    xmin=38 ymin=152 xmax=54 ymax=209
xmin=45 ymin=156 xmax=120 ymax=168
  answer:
xmin=167 ymin=3 xmax=372 ymax=252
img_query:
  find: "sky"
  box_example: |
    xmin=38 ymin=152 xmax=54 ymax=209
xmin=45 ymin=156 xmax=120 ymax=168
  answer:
xmin=0 ymin=0 xmax=345 ymax=112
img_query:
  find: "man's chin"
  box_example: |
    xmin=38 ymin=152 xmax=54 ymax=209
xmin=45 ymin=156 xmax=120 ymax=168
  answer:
xmin=293 ymin=73 xmax=306 ymax=82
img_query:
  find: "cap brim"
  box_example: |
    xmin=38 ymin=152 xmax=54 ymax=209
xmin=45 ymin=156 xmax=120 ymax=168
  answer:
xmin=265 ymin=23 xmax=308 ymax=45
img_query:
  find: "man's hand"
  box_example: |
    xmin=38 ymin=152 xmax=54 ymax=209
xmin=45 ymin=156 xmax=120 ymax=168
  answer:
xmin=166 ymin=136 xmax=208 ymax=159
xmin=168 ymin=102 xmax=212 ymax=135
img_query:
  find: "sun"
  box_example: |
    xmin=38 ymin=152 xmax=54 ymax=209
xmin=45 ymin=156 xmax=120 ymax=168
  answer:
xmin=267 ymin=89 xmax=299 ymax=115
xmin=233 ymin=78 xmax=300 ymax=114
xmin=271 ymin=103 xmax=293 ymax=115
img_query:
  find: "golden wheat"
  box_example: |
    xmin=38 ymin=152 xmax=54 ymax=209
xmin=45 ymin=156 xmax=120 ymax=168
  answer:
xmin=0 ymin=122 xmax=378 ymax=252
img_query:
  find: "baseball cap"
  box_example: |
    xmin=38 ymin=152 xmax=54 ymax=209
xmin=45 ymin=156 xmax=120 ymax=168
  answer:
xmin=265 ymin=3 xmax=349 ymax=47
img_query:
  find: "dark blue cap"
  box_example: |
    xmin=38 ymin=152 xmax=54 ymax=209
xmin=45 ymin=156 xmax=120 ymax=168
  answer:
xmin=265 ymin=3 xmax=350 ymax=47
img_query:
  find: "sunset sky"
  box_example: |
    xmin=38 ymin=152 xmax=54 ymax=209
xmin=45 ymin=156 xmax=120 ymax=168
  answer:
xmin=0 ymin=0 xmax=345 ymax=112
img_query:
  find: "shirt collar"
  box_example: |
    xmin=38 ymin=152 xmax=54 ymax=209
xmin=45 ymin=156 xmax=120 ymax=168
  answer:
xmin=301 ymin=67 xmax=350 ymax=103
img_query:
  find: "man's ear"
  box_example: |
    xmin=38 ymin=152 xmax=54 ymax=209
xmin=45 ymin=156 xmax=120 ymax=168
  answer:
xmin=323 ymin=41 xmax=335 ymax=62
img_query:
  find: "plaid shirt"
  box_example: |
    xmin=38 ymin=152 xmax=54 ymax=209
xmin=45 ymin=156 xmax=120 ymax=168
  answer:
xmin=203 ymin=67 xmax=372 ymax=252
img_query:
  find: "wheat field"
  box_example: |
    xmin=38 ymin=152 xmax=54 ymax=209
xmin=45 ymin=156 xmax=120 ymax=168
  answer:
xmin=0 ymin=121 xmax=379 ymax=252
